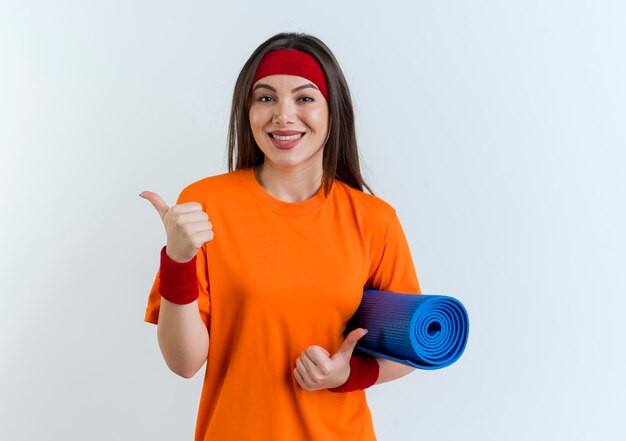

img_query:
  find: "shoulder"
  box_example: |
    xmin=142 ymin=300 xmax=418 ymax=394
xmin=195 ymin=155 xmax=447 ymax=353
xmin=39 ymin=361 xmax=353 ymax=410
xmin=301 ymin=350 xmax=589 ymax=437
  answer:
xmin=176 ymin=170 xmax=245 ymax=204
xmin=331 ymin=180 xmax=397 ymax=225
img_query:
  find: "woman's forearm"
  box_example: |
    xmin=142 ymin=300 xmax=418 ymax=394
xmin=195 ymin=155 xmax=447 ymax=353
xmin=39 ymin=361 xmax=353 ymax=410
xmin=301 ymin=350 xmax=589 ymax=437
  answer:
xmin=157 ymin=298 xmax=209 ymax=379
xmin=374 ymin=358 xmax=416 ymax=385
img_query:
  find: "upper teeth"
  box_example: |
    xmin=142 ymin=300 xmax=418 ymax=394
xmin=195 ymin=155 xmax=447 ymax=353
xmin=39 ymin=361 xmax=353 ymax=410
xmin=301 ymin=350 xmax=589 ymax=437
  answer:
xmin=273 ymin=133 xmax=303 ymax=141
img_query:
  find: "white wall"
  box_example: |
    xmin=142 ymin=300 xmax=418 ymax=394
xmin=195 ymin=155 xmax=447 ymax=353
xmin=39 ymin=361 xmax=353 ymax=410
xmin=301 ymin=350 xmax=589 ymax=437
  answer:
xmin=1 ymin=1 xmax=624 ymax=440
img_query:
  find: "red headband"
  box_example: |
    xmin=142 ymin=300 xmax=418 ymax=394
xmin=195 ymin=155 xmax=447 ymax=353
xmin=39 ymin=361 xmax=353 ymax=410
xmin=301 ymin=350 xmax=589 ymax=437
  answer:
xmin=252 ymin=49 xmax=328 ymax=101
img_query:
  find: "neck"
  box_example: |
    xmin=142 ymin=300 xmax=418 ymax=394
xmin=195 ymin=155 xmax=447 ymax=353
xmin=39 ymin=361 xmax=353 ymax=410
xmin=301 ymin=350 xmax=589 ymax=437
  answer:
xmin=255 ymin=162 xmax=323 ymax=203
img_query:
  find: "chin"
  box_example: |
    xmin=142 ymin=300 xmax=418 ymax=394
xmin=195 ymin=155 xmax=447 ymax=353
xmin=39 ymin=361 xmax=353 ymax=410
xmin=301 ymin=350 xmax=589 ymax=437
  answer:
xmin=262 ymin=148 xmax=324 ymax=171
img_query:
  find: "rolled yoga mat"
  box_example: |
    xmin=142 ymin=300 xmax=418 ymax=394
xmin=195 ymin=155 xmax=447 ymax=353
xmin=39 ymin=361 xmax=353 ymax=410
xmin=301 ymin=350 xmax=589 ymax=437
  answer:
xmin=346 ymin=290 xmax=469 ymax=370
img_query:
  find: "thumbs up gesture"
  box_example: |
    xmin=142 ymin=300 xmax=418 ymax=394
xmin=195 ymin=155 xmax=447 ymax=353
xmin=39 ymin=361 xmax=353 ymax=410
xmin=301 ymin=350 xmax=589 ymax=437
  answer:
xmin=293 ymin=328 xmax=369 ymax=391
xmin=140 ymin=191 xmax=214 ymax=263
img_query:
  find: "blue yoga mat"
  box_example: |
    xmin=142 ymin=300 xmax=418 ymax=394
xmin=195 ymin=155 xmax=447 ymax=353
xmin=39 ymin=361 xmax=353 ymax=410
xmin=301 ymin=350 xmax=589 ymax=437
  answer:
xmin=346 ymin=290 xmax=469 ymax=370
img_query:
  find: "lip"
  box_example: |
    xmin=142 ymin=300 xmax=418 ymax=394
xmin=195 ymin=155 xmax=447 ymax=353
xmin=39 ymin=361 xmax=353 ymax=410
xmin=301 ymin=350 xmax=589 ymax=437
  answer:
xmin=268 ymin=131 xmax=305 ymax=150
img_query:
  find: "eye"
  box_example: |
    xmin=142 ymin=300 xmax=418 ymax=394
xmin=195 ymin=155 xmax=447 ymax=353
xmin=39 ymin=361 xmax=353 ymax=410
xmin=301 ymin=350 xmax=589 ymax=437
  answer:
xmin=257 ymin=95 xmax=274 ymax=103
xmin=298 ymin=96 xmax=314 ymax=103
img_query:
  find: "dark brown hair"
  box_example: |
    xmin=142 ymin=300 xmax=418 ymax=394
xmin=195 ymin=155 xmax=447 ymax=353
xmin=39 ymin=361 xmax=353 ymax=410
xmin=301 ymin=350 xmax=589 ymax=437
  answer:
xmin=227 ymin=32 xmax=372 ymax=194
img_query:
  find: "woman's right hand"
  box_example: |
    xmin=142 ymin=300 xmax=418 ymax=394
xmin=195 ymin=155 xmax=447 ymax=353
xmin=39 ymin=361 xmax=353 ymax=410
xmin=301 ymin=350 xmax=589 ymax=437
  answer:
xmin=140 ymin=191 xmax=214 ymax=263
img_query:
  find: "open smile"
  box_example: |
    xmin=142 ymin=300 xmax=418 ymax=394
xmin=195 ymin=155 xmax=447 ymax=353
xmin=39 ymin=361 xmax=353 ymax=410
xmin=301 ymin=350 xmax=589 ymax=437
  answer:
xmin=268 ymin=131 xmax=305 ymax=149
xmin=271 ymin=133 xmax=303 ymax=141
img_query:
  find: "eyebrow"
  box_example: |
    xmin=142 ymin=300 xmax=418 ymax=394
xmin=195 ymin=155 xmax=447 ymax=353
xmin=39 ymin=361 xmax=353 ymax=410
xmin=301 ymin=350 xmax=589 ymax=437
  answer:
xmin=252 ymin=82 xmax=320 ymax=93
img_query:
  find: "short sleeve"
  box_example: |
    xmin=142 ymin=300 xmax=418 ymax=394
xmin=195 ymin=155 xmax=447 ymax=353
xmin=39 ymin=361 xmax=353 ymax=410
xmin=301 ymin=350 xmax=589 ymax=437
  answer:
xmin=366 ymin=210 xmax=421 ymax=295
xmin=143 ymin=187 xmax=211 ymax=328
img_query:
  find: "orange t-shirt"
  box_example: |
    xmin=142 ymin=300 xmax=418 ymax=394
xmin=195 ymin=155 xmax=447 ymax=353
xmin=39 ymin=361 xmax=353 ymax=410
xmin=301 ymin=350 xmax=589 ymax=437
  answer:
xmin=145 ymin=168 xmax=421 ymax=441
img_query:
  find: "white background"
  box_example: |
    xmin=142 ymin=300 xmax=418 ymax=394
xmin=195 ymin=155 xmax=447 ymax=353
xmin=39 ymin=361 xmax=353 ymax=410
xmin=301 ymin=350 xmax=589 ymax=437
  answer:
xmin=1 ymin=1 xmax=625 ymax=440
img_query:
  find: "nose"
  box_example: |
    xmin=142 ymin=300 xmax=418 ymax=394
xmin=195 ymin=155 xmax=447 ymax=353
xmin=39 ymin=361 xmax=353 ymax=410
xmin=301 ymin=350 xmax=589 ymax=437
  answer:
xmin=272 ymin=99 xmax=296 ymax=125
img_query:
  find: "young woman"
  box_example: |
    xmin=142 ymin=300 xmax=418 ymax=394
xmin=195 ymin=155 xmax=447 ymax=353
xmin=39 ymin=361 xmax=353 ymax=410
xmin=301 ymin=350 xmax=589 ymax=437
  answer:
xmin=141 ymin=32 xmax=421 ymax=441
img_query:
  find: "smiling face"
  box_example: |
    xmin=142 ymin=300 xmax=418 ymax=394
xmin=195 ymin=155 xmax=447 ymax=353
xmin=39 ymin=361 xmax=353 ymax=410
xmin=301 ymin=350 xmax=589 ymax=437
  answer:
xmin=249 ymin=74 xmax=329 ymax=174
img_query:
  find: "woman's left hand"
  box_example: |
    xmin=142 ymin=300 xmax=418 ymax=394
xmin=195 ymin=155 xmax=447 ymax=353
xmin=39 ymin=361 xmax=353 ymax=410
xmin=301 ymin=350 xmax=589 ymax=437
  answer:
xmin=293 ymin=328 xmax=368 ymax=391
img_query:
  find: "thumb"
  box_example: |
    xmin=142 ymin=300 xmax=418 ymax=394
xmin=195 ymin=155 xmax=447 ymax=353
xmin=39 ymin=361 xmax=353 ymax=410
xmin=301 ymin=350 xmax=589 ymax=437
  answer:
xmin=139 ymin=191 xmax=170 ymax=219
xmin=332 ymin=328 xmax=368 ymax=360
